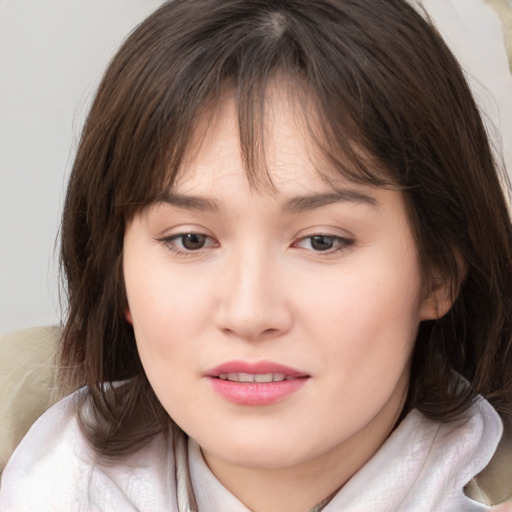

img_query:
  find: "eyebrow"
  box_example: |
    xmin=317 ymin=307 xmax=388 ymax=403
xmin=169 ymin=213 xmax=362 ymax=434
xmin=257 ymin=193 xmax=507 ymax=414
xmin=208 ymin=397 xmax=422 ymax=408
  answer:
xmin=155 ymin=191 xmax=220 ymax=211
xmin=284 ymin=190 xmax=379 ymax=213
xmin=155 ymin=188 xmax=378 ymax=213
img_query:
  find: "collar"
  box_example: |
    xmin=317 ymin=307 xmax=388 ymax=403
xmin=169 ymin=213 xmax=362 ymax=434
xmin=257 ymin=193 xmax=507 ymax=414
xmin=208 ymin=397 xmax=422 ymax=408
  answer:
xmin=185 ymin=397 xmax=503 ymax=511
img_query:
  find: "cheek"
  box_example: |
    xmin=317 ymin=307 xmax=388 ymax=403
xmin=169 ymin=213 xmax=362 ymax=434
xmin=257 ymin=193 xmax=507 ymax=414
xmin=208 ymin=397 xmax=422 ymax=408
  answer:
xmin=124 ymin=264 xmax=215 ymax=366
xmin=303 ymin=260 xmax=422 ymax=329
xmin=298 ymin=254 xmax=423 ymax=377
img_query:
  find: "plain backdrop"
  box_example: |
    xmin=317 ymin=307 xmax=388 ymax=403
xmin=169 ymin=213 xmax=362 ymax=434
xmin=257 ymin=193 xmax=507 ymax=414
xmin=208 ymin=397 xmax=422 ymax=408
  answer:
xmin=1 ymin=0 xmax=511 ymax=334
xmin=0 ymin=0 xmax=163 ymax=333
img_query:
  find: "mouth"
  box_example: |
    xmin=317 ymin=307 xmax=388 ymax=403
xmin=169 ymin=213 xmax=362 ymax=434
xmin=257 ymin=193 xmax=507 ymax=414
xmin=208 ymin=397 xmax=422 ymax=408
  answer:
xmin=218 ymin=372 xmax=294 ymax=383
xmin=205 ymin=361 xmax=310 ymax=405
xmin=205 ymin=360 xmax=309 ymax=380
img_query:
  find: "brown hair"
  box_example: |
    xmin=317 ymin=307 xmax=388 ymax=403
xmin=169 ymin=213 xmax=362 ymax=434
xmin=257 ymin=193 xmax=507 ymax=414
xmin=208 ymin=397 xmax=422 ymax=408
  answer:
xmin=60 ymin=0 xmax=512 ymax=456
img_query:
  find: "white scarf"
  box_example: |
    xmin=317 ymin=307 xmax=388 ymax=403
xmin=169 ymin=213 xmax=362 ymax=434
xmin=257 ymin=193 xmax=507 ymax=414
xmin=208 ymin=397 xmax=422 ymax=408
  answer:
xmin=185 ymin=398 xmax=503 ymax=512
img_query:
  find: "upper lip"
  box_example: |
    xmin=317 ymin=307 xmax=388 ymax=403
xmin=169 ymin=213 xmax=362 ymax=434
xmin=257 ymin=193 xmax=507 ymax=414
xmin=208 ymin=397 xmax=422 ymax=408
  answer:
xmin=204 ymin=360 xmax=309 ymax=378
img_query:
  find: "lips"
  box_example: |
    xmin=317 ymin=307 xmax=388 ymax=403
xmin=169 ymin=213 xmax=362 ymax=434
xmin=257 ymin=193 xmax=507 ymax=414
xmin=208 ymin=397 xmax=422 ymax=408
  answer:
xmin=205 ymin=360 xmax=310 ymax=405
xmin=205 ymin=361 xmax=308 ymax=379
xmin=219 ymin=372 xmax=289 ymax=383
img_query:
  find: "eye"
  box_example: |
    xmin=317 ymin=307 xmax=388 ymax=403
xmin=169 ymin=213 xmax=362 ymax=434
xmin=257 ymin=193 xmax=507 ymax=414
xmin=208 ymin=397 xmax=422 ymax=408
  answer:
xmin=309 ymin=235 xmax=337 ymax=251
xmin=294 ymin=234 xmax=353 ymax=253
xmin=159 ymin=232 xmax=218 ymax=254
xmin=177 ymin=233 xmax=208 ymax=250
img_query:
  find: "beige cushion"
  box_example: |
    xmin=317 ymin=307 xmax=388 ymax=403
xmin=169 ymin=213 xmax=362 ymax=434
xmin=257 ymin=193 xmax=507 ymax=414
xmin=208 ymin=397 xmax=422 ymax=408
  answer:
xmin=466 ymin=426 xmax=512 ymax=505
xmin=486 ymin=0 xmax=512 ymax=69
xmin=0 ymin=326 xmax=62 ymax=473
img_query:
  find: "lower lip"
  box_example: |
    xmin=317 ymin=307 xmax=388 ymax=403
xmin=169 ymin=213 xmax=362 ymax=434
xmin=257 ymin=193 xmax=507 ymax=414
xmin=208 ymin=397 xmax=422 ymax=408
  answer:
xmin=208 ymin=377 xmax=308 ymax=405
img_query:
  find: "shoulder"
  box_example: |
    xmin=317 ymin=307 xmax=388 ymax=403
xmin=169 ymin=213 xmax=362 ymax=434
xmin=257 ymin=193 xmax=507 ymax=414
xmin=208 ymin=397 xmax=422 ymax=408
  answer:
xmin=466 ymin=400 xmax=512 ymax=508
xmin=0 ymin=388 xmax=94 ymax=510
xmin=0 ymin=388 xmax=179 ymax=511
xmin=327 ymin=396 xmax=506 ymax=511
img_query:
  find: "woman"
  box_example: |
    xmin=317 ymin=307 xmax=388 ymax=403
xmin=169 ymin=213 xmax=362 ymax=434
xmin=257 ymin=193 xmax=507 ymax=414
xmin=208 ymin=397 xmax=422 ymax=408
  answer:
xmin=2 ymin=0 xmax=512 ymax=510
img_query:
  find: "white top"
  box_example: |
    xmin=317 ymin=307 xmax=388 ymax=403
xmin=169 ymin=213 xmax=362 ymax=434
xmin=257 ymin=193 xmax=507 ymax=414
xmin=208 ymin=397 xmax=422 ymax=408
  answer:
xmin=0 ymin=388 xmax=507 ymax=511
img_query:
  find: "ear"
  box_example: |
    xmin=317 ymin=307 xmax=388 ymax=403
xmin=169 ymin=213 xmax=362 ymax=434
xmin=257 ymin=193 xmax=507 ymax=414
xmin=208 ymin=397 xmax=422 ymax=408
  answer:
xmin=125 ymin=308 xmax=133 ymax=325
xmin=419 ymin=254 xmax=468 ymax=321
xmin=419 ymin=277 xmax=455 ymax=321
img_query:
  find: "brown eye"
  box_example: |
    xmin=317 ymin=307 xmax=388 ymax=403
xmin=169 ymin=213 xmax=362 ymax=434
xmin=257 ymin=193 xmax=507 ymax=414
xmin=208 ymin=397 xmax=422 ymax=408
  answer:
xmin=180 ymin=233 xmax=207 ymax=250
xmin=310 ymin=235 xmax=336 ymax=251
xmin=294 ymin=234 xmax=354 ymax=254
xmin=159 ymin=231 xmax=218 ymax=255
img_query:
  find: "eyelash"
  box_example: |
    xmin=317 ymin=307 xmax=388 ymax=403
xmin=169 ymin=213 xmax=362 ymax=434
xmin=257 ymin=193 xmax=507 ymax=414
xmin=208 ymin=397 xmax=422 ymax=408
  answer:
xmin=158 ymin=232 xmax=354 ymax=257
xmin=293 ymin=234 xmax=354 ymax=254
xmin=158 ymin=233 xmax=219 ymax=256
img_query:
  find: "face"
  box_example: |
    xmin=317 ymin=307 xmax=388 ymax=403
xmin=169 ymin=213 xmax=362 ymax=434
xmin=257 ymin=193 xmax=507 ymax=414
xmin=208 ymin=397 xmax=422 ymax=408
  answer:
xmin=123 ymin=86 xmax=441 ymax=478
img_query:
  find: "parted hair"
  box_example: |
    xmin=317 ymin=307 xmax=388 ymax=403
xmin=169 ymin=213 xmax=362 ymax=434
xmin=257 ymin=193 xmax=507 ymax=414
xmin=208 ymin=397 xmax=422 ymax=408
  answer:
xmin=60 ymin=0 xmax=512 ymax=456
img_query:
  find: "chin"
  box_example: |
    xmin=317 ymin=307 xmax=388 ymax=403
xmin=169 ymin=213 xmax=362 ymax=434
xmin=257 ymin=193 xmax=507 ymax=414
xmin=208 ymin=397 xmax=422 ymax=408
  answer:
xmin=196 ymin=427 xmax=330 ymax=470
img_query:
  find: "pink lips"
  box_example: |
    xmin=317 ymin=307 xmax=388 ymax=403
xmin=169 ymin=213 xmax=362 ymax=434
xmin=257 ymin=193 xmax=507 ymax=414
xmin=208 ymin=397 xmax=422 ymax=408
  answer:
xmin=205 ymin=360 xmax=309 ymax=406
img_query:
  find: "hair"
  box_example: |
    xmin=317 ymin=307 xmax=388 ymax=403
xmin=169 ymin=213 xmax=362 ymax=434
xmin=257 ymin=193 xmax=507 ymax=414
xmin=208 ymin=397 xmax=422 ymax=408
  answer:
xmin=60 ymin=0 xmax=512 ymax=456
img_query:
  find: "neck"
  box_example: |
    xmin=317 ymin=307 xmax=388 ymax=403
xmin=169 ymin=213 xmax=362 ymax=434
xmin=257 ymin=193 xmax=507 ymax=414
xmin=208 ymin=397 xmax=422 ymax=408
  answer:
xmin=203 ymin=450 xmax=353 ymax=512
xmin=201 ymin=391 xmax=406 ymax=512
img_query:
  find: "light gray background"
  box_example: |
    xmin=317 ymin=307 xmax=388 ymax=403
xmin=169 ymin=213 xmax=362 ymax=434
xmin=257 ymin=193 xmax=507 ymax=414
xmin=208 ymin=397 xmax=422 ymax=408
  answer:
xmin=0 ymin=0 xmax=162 ymax=333
xmin=1 ymin=0 xmax=511 ymax=334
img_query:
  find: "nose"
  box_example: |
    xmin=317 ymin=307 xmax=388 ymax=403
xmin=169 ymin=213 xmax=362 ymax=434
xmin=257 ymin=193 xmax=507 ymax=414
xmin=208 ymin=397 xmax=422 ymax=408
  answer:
xmin=214 ymin=247 xmax=293 ymax=341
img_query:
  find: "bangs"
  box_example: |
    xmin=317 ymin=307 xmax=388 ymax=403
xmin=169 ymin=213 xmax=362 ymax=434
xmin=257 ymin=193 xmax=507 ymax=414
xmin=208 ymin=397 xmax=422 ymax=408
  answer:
xmin=114 ymin=82 xmax=396 ymax=228
xmin=105 ymin=0 xmax=407 ymax=222
xmin=160 ymin=74 xmax=396 ymax=200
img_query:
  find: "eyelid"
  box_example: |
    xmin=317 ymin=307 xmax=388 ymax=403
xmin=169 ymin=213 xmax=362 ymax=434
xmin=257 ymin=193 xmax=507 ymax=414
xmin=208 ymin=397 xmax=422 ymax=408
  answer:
xmin=292 ymin=229 xmax=355 ymax=254
xmin=156 ymin=229 xmax=219 ymax=256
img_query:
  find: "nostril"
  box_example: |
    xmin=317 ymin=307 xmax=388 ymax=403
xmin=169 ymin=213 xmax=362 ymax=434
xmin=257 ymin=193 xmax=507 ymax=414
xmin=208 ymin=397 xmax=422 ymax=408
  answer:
xmin=219 ymin=325 xmax=284 ymax=342
xmin=214 ymin=282 xmax=293 ymax=340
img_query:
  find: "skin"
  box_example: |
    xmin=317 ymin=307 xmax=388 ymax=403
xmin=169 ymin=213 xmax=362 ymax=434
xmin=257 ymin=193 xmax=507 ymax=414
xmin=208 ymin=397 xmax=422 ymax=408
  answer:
xmin=123 ymin=85 xmax=450 ymax=512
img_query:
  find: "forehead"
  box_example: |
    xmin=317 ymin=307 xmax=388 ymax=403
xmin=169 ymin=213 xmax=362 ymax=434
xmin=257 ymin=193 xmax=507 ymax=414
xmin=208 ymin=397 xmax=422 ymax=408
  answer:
xmin=172 ymin=80 xmax=376 ymax=197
